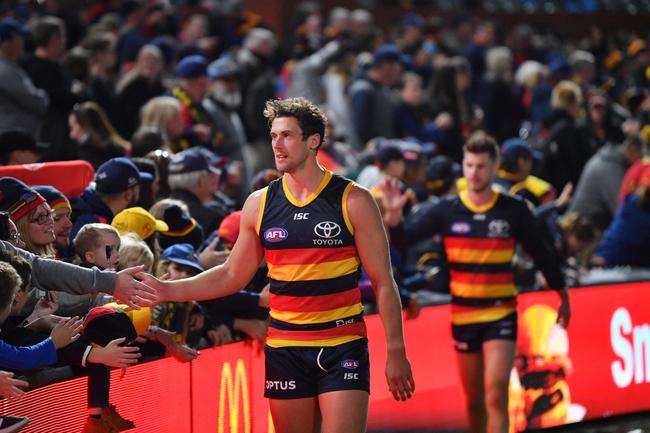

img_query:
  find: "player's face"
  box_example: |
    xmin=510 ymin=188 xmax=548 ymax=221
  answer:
xmin=463 ymin=151 xmax=496 ymax=193
xmin=270 ymin=117 xmax=317 ymax=173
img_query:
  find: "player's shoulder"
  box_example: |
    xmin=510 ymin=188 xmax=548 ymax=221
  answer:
xmin=496 ymin=190 xmax=532 ymax=213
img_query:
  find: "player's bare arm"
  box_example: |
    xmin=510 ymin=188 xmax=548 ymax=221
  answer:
xmin=347 ymin=183 xmax=415 ymax=401
xmin=140 ymin=190 xmax=266 ymax=302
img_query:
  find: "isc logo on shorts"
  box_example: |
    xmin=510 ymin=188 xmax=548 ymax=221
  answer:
xmin=264 ymin=227 xmax=288 ymax=243
xmin=343 ymin=373 xmax=359 ymax=380
xmin=265 ymin=380 xmax=296 ymax=390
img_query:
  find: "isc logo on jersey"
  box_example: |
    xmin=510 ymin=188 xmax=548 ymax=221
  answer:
xmin=451 ymin=222 xmax=471 ymax=234
xmin=264 ymin=227 xmax=288 ymax=243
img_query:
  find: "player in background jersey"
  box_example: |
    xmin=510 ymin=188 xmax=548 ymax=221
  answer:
xmin=398 ymin=132 xmax=570 ymax=433
xmin=139 ymin=97 xmax=414 ymax=433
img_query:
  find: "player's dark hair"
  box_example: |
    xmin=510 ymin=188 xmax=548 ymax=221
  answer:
xmin=463 ymin=131 xmax=500 ymax=162
xmin=263 ymin=98 xmax=327 ymax=150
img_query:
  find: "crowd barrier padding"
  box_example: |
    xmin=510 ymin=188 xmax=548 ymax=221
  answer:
xmin=4 ymin=280 xmax=650 ymax=432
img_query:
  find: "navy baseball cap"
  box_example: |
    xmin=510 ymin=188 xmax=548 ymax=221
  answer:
xmin=160 ymin=243 xmax=204 ymax=273
xmin=207 ymin=56 xmax=240 ymax=80
xmin=175 ymin=55 xmax=208 ymax=79
xmin=95 ymin=157 xmax=153 ymax=194
xmin=373 ymin=44 xmax=408 ymax=66
xmin=0 ymin=19 xmax=28 ymax=42
xmin=168 ymin=148 xmax=221 ymax=176
xmin=501 ymin=138 xmax=542 ymax=162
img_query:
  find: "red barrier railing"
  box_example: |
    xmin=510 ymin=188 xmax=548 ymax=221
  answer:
xmin=5 ymin=280 xmax=650 ymax=432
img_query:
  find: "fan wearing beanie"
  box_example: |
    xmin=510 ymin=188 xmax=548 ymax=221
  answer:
xmin=158 ymin=204 xmax=203 ymax=250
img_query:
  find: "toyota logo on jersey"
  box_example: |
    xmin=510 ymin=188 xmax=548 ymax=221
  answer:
xmin=314 ymin=221 xmax=341 ymax=239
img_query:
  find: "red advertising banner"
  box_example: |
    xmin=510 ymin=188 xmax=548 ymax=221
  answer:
xmin=4 ymin=280 xmax=650 ymax=432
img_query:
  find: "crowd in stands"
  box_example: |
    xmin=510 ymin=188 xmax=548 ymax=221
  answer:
xmin=0 ymin=0 xmax=649 ymax=431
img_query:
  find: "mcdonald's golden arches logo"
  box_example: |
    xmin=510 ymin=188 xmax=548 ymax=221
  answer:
xmin=218 ymin=359 xmax=251 ymax=433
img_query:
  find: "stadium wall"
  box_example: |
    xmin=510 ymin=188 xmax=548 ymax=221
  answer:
xmin=5 ymin=280 xmax=650 ymax=432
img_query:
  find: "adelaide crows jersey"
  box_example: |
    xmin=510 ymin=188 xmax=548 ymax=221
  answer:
xmin=404 ymin=189 xmax=564 ymax=326
xmin=257 ymin=170 xmax=366 ymax=348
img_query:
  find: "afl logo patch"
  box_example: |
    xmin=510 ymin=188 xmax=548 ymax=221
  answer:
xmin=314 ymin=221 xmax=341 ymax=239
xmin=264 ymin=227 xmax=288 ymax=243
xmin=451 ymin=222 xmax=471 ymax=234
xmin=341 ymin=360 xmax=359 ymax=369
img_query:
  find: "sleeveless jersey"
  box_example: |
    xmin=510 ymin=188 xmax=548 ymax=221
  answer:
xmin=404 ymin=188 xmax=564 ymax=326
xmin=257 ymin=170 xmax=366 ymax=348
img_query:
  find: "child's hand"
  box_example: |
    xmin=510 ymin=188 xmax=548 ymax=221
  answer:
xmin=233 ymin=318 xmax=268 ymax=344
xmin=33 ymin=292 xmax=59 ymax=317
xmin=206 ymin=325 xmax=232 ymax=346
xmin=88 ymin=338 xmax=141 ymax=368
xmin=168 ymin=342 xmax=199 ymax=363
xmin=0 ymin=371 xmax=28 ymax=398
xmin=49 ymin=316 xmax=83 ymax=349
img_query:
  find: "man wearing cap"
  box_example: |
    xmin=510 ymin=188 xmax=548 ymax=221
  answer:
xmin=168 ymin=149 xmax=228 ymax=235
xmin=204 ymin=56 xmax=249 ymax=175
xmin=494 ymin=137 xmax=556 ymax=208
xmin=171 ymin=54 xmax=214 ymax=149
xmin=356 ymin=143 xmax=405 ymax=190
xmin=349 ymin=44 xmax=405 ymax=145
xmin=70 ymin=157 xmax=153 ymax=255
xmin=0 ymin=18 xmax=49 ymax=137
xmin=0 ymin=130 xmax=48 ymax=166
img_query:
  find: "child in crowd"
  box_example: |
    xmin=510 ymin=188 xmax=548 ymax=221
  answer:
xmin=118 ymin=233 xmax=154 ymax=273
xmin=74 ymin=223 xmax=121 ymax=271
xmin=154 ymin=243 xmax=232 ymax=347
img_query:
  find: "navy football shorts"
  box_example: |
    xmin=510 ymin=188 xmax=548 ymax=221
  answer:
xmin=452 ymin=312 xmax=518 ymax=353
xmin=264 ymin=338 xmax=370 ymax=399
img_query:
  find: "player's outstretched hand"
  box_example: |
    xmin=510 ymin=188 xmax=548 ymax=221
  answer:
xmin=386 ymin=349 xmax=415 ymax=402
xmin=114 ymin=266 xmax=158 ymax=309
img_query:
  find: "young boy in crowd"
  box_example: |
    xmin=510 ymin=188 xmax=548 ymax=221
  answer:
xmin=154 ymin=244 xmax=220 ymax=347
xmin=74 ymin=224 xmax=122 ymax=271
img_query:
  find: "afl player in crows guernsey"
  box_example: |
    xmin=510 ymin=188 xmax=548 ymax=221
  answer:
xmin=141 ymin=97 xmax=414 ymax=433
xmin=402 ymin=132 xmax=570 ymax=433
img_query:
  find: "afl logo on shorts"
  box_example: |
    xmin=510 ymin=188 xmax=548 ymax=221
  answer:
xmin=314 ymin=221 xmax=341 ymax=239
xmin=451 ymin=222 xmax=471 ymax=234
xmin=341 ymin=360 xmax=359 ymax=370
xmin=264 ymin=227 xmax=288 ymax=243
